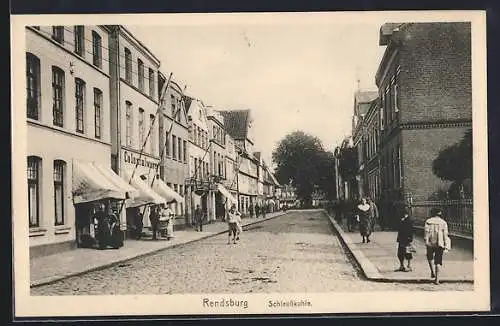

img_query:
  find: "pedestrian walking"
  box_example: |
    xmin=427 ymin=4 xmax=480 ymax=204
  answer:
xmin=107 ymin=207 xmax=121 ymax=249
xmin=149 ymin=205 xmax=160 ymax=240
xmin=395 ymin=206 xmax=414 ymax=272
xmin=367 ymin=197 xmax=379 ymax=231
xmin=226 ymin=204 xmax=241 ymax=244
xmin=356 ymin=197 xmax=372 ymax=243
xmin=424 ymin=208 xmax=451 ymax=284
xmin=262 ymin=203 xmax=267 ymax=218
xmin=255 ymin=204 xmax=260 ymax=219
xmin=194 ymin=204 xmax=203 ymax=232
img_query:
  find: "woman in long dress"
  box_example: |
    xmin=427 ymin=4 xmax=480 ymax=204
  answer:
xmin=356 ymin=197 xmax=372 ymax=243
xmin=165 ymin=203 xmax=175 ymax=240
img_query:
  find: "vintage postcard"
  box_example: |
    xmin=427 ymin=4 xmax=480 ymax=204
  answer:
xmin=11 ymin=10 xmax=489 ymax=318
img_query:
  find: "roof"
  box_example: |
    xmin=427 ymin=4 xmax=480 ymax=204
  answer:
xmin=379 ymin=23 xmax=404 ymax=46
xmin=355 ymin=90 xmax=378 ymax=104
xmin=218 ymin=110 xmax=251 ymax=140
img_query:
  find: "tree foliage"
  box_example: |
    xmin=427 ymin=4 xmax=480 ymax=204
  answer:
xmin=272 ymin=131 xmax=336 ymax=204
xmin=432 ymin=129 xmax=472 ymax=185
xmin=337 ymin=146 xmax=358 ymax=181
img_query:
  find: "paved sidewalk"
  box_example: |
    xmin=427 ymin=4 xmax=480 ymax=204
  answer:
xmin=30 ymin=212 xmax=286 ymax=287
xmin=326 ymin=212 xmax=474 ymax=283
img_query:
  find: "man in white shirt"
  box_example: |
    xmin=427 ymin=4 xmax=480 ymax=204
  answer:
xmin=227 ymin=204 xmax=241 ymax=245
xmin=424 ymin=208 xmax=451 ymax=285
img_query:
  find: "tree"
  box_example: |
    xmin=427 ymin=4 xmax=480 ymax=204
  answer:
xmin=432 ymin=129 xmax=472 ymax=197
xmin=272 ymin=131 xmax=335 ymax=205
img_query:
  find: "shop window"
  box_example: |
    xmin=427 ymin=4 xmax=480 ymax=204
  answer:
xmin=124 ymin=47 xmax=132 ymax=83
xmin=74 ymin=26 xmax=85 ymax=57
xmin=94 ymin=88 xmax=102 ymax=139
xmin=138 ymin=58 xmax=144 ymax=91
xmin=52 ymin=66 xmax=65 ymax=127
xmin=75 ymin=78 xmax=86 ymax=133
xmin=28 ymin=156 xmax=41 ymax=228
xmin=92 ymin=31 xmax=102 ymax=68
xmin=125 ymin=101 xmax=133 ymax=146
xmin=26 ymin=53 xmax=40 ymax=120
xmin=52 ymin=26 xmax=64 ymax=44
xmin=54 ymin=160 xmax=66 ymax=226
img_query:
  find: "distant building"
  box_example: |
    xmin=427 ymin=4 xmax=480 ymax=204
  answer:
xmin=351 ymin=90 xmax=379 ymax=199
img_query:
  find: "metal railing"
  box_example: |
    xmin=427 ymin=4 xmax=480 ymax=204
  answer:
xmin=411 ymin=199 xmax=473 ymax=237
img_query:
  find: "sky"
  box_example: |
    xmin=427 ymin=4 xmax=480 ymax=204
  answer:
xmin=126 ymin=19 xmax=387 ymax=166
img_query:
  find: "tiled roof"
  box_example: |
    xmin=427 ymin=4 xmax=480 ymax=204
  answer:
xmin=219 ymin=109 xmax=250 ymax=140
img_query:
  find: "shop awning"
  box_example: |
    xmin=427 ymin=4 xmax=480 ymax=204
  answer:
xmin=217 ymin=183 xmax=238 ymax=205
xmin=72 ymin=159 xmax=137 ymax=204
xmin=150 ymin=177 xmax=184 ymax=204
xmin=121 ymin=168 xmax=166 ymax=208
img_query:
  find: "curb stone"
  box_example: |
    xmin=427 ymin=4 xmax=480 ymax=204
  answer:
xmin=323 ymin=210 xmax=474 ymax=284
xmin=30 ymin=212 xmax=288 ymax=288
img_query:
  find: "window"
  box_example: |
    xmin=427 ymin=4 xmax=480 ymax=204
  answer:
xmin=54 ymin=160 xmax=65 ymax=226
xmin=75 ymin=78 xmax=85 ymax=133
xmin=28 ymin=156 xmax=41 ymax=228
xmin=93 ymin=88 xmax=102 ymax=138
xmin=150 ymin=114 xmax=156 ymax=155
xmin=165 ymin=131 xmax=170 ymax=156
xmin=172 ymin=135 xmax=177 ymax=160
xmin=125 ymin=48 xmax=132 ymax=83
xmin=92 ymin=31 xmax=102 ymax=68
xmin=149 ymin=68 xmax=155 ymax=98
xmin=194 ymin=158 xmax=198 ymax=178
xmin=178 ymin=137 xmax=182 ymax=161
xmin=52 ymin=66 xmax=65 ymax=127
xmin=183 ymin=140 xmax=187 ymax=163
xmin=171 ymin=95 xmax=176 ymax=117
xmin=125 ymin=101 xmax=132 ymax=146
xmin=176 ymin=99 xmax=181 ymax=122
xmin=74 ymin=26 xmax=85 ymax=57
xmin=52 ymin=26 xmax=64 ymax=44
xmin=138 ymin=108 xmax=145 ymax=148
xmin=138 ymin=59 xmax=144 ymax=91
xmin=193 ymin=124 xmax=198 ymax=144
xmin=26 ymin=53 xmax=40 ymax=120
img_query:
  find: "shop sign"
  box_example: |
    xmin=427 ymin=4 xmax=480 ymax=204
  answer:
xmin=122 ymin=149 xmax=159 ymax=170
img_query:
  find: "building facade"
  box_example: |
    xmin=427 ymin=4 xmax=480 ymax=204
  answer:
xmin=219 ymin=110 xmax=259 ymax=216
xmin=108 ymin=26 xmax=164 ymax=233
xmin=185 ymin=98 xmax=215 ymax=222
xmin=26 ymin=25 xmax=115 ymax=257
xmin=222 ymin=134 xmax=239 ymax=204
xmin=158 ymin=74 xmax=189 ymax=226
xmin=206 ymin=106 xmax=229 ymax=219
xmin=351 ymin=90 xmax=379 ymax=199
xmin=372 ymin=22 xmax=472 ymax=227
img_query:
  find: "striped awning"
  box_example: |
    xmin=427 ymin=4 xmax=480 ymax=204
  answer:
xmin=72 ymin=159 xmax=137 ymax=204
xmin=150 ymin=177 xmax=184 ymax=204
xmin=217 ymin=183 xmax=238 ymax=205
xmin=121 ymin=168 xmax=166 ymax=208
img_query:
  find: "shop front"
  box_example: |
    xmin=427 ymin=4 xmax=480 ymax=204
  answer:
xmin=121 ymin=148 xmax=184 ymax=236
xmin=72 ymin=159 xmax=139 ymax=250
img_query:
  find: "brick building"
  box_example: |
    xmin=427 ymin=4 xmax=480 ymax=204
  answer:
xmin=375 ymin=22 xmax=472 ymax=226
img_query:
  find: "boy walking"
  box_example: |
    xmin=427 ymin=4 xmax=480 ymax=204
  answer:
xmin=424 ymin=208 xmax=451 ymax=285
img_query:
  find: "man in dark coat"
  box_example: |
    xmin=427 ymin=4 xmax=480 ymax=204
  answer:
xmin=396 ymin=206 xmax=414 ymax=272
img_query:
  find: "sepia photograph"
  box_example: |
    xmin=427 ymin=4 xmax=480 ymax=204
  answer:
xmin=11 ymin=10 xmax=489 ymax=317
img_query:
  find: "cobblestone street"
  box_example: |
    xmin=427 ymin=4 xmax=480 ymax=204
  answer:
xmin=31 ymin=211 xmax=473 ymax=295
